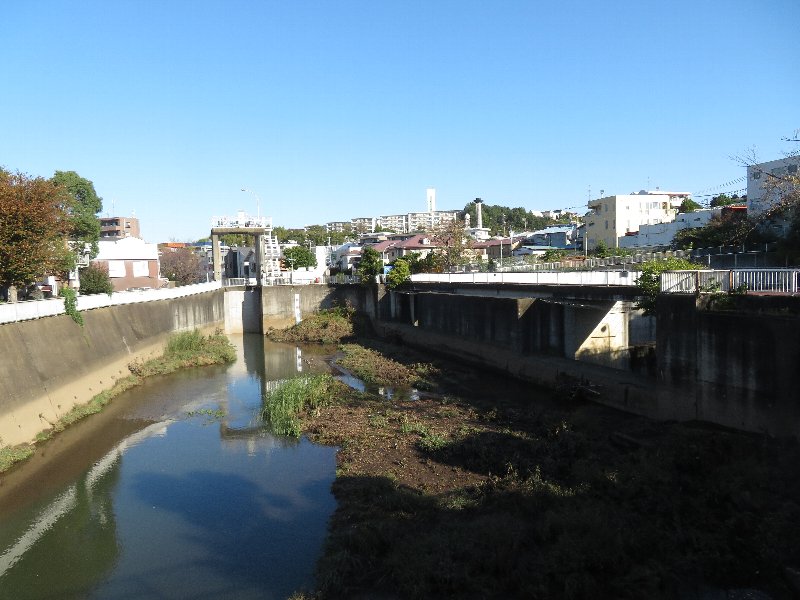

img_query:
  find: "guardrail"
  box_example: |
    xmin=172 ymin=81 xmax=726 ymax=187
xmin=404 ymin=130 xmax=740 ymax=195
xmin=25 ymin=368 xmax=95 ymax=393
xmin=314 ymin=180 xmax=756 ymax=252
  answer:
xmin=660 ymin=269 xmax=800 ymax=294
xmin=0 ymin=281 xmax=222 ymax=325
xmin=411 ymin=271 xmax=636 ymax=286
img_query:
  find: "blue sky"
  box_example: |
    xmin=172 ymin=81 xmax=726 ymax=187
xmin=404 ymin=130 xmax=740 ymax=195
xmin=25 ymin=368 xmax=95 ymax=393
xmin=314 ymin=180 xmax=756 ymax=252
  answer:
xmin=1 ymin=0 xmax=797 ymax=243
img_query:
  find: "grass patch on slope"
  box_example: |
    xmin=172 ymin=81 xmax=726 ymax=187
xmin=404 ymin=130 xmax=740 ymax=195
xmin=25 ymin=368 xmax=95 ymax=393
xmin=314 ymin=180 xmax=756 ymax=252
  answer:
xmin=267 ymin=305 xmax=358 ymax=344
xmin=337 ymin=343 xmax=439 ymax=389
xmin=262 ymin=374 xmax=348 ymax=437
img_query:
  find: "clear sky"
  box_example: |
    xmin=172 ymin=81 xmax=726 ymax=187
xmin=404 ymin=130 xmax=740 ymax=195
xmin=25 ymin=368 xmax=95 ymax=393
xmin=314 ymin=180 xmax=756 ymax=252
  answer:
xmin=1 ymin=0 xmax=797 ymax=243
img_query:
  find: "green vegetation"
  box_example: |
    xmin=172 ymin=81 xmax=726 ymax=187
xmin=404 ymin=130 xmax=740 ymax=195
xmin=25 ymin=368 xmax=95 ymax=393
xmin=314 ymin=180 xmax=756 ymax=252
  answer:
xmin=462 ymin=200 xmax=553 ymax=236
xmin=51 ymin=170 xmax=103 ymax=257
xmin=680 ymin=197 xmax=702 ymax=212
xmin=261 ymin=374 xmax=344 ymax=436
xmin=59 ymin=287 xmax=83 ymax=325
xmin=267 ymin=304 xmax=358 ymax=344
xmin=710 ymin=193 xmax=746 ymax=207
xmin=338 ymin=343 xmax=438 ymax=389
xmin=0 ymin=330 xmax=236 ymax=472
xmin=635 ymin=257 xmax=699 ymax=315
xmin=386 ymin=258 xmax=411 ymax=289
xmin=79 ymin=263 xmax=113 ymax=295
xmin=357 ymin=246 xmax=383 ymax=282
xmin=283 ymin=245 xmax=317 ymax=269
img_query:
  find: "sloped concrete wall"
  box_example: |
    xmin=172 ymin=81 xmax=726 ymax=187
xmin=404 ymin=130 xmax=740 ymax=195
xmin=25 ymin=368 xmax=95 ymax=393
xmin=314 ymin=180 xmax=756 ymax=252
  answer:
xmin=0 ymin=290 xmax=224 ymax=447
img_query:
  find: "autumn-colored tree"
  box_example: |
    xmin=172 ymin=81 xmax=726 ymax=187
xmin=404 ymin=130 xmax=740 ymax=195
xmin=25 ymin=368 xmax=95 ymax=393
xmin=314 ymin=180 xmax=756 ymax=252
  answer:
xmin=431 ymin=217 xmax=474 ymax=271
xmin=0 ymin=171 xmax=73 ymax=296
xmin=159 ymin=246 xmax=205 ymax=285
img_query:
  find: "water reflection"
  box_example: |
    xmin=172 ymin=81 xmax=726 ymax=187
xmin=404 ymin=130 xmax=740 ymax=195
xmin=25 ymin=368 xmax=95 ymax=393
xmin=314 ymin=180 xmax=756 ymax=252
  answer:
xmin=0 ymin=335 xmax=338 ymax=600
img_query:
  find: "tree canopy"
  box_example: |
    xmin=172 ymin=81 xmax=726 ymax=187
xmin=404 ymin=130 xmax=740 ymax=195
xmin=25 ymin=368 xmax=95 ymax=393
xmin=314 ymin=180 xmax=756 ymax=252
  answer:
xmin=159 ymin=246 xmax=205 ymax=285
xmin=358 ymin=247 xmax=383 ymax=282
xmin=0 ymin=171 xmax=73 ymax=289
xmin=283 ymin=245 xmax=317 ymax=269
xmin=51 ymin=170 xmax=103 ymax=256
xmin=462 ymin=201 xmax=552 ymax=235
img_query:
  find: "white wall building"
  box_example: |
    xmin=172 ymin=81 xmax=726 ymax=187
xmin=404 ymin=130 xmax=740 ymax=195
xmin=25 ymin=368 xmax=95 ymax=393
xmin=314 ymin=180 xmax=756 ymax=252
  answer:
xmin=747 ymin=156 xmax=800 ymax=217
xmin=585 ymin=190 xmax=689 ymax=250
xmin=619 ymin=208 xmax=721 ymax=249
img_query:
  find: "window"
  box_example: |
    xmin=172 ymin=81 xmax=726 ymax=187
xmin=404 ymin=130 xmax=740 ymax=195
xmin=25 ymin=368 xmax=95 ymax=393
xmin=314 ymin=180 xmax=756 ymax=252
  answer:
xmin=132 ymin=261 xmax=149 ymax=277
xmin=107 ymin=261 xmax=126 ymax=278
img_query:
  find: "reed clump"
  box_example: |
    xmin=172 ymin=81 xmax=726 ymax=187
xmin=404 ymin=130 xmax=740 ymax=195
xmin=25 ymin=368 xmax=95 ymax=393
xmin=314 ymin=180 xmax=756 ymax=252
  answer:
xmin=262 ymin=374 xmax=346 ymax=437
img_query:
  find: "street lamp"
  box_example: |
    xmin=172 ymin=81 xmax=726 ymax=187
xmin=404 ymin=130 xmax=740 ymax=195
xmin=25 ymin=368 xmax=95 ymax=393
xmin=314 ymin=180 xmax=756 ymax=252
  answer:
xmin=240 ymin=188 xmax=261 ymax=219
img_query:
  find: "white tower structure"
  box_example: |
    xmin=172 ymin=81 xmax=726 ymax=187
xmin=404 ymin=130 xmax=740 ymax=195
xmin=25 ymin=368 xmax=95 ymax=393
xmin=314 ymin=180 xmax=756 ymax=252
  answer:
xmin=426 ymin=188 xmax=436 ymax=213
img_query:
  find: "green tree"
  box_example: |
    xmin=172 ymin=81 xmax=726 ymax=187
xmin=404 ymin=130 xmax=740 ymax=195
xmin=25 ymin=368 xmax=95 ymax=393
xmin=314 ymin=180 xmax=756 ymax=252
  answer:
xmin=283 ymin=245 xmax=317 ymax=269
xmin=592 ymin=240 xmax=611 ymax=258
xmin=679 ymin=198 xmax=702 ymax=213
xmin=386 ymin=258 xmax=411 ymax=289
xmin=710 ymin=193 xmax=745 ymax=208
xmin=463 ymin=201 xmax=551 ymax=235
xmin=635 ymin=257 xmax=699 ymax=315
xmin=358 ymin=247 xmax=383 ymax=283
xmin=79 ymin=263 xmax=114 ymax=295
xmin=0 ymin=171 xmax=73 ymax=298
xmin=51 ymin=171 xmax=103 ymax=257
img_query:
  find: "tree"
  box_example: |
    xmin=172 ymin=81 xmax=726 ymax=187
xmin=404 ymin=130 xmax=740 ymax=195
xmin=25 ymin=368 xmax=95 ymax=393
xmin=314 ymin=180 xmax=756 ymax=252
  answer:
xmin=710 ymin=193 xmax=745 ymax=208
xmin=635 ymin=257 xmax=699 ymax=315
xmin=386 ymin=258 xmax=411 ymax=289
xmin=358 ymin=247 xmax=383 ymax=282
xmin=431 ymin=217 xmax=474 ymax=270
xmin=51 ymin=171 xmax=103 ymax=257
xmin=79 ymin=263 xmax=113 ymax=295
xmin=159 ymin=246 xmax=204 ymax=285
xmin=592 ymin=240 xmax=611 ymax=258
xmin=462 ymin=201 xmax=551 ymax=235
xmin=0 ymin=171 xmax=73 ymax=297
xmin=283 ymin=245 xmax=317 ymax=269
xmin=679 ymin=198 xmax=702 ymax=213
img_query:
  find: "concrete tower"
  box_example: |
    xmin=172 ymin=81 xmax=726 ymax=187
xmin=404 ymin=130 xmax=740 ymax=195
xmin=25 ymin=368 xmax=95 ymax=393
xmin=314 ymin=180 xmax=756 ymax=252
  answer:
xmin=426 ymin=188 xmax=436 ymax=212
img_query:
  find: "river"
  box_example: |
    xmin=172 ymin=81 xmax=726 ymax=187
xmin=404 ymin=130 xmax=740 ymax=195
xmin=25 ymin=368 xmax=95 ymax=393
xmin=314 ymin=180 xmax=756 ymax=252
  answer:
xmin=0 ymin=335 xmax=337 ymax=600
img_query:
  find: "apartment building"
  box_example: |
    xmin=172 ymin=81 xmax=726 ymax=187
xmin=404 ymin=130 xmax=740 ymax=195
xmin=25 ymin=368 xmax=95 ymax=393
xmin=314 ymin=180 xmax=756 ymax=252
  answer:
xmin=584 ymin=190 xmax=688 ymax=250
xmin=100 ymin=216 xmax=141 ymax=240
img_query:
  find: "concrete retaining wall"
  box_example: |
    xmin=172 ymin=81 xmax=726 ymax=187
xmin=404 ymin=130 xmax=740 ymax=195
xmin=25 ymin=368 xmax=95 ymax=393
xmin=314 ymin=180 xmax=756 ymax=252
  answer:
xmin=260 ymin=284 xmax=372 ymax=330
xmin=0 ymin=290 xmax=224 ymax=447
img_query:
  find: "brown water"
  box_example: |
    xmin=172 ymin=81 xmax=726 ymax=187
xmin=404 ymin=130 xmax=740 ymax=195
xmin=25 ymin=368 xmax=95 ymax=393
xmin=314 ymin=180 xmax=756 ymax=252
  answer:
xmin=0 ymin=335 xmax=337 ymax=600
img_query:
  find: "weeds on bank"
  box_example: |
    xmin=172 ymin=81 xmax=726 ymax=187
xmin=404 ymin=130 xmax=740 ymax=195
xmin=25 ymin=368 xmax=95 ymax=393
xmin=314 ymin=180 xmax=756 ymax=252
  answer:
xmin=338 ymin=343 xmax=438 ymax=389
xmin=0 ymin=330 xmax=236 ymax=473
xmin=262 ymin=374 xmax=347 ymax=437
xmin=267 ymin=305 xmax=359 ymax=344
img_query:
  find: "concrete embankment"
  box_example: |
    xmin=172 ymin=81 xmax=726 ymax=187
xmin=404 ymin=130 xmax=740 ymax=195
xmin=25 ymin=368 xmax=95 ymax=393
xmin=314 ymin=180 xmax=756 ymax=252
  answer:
xmin=0 ymin=290 xmax=224 ymax=447
xmin=259 ymin=284 xmax=800 ymax=437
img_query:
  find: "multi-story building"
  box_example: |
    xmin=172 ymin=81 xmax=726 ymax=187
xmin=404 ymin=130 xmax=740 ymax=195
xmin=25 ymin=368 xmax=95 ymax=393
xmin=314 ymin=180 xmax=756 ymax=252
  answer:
xmin=351 ymin=217 xmax=376 ymax=234
xmin=747 ymin=156 xmax=800 ymax=217
xmin=584 ymin=190 xmax=689 ymax=250
xmin=100 ymin=216 xmax=141 ymax=240
xmin=93 ymin=237 xmax=162 ymax=291
xmin=326 ymin=221 xmax=351 ymax=233
xmin=619 ymin=208 xmax=721 ymax=249
xmin=377 ymin=214 xmax=408 ymax=232
xmin=407 ymin=210 xmax=460 ymax=232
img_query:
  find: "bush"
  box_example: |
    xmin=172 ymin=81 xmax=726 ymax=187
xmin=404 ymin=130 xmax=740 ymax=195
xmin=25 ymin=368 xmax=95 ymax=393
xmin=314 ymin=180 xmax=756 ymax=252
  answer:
xmin=79 ymin=263 xmax=113 ymax=295
xmin=635 ymin=257 xmax=699 ymax=315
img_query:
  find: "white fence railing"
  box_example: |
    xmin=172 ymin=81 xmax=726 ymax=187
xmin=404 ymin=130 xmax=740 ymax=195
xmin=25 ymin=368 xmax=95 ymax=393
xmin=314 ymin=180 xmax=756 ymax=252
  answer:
xmin=660 ymin=269 xmax=800 ymax=294
xmin=0 ymin=281 xmax=222 ymax=325
xmin=410 ymin=271 xmax=636 ymax=286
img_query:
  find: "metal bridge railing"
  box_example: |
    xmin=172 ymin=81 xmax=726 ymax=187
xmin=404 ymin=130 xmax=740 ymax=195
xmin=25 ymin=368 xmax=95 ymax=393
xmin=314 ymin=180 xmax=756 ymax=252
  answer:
xmin=660 ymin=269 xmax=800 ymax=294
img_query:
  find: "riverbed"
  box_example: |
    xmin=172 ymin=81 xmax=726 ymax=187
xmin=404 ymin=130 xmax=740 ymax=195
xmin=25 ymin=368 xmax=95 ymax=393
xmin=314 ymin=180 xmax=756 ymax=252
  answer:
xmin=0 ymin=335 xmax=336 ymax=600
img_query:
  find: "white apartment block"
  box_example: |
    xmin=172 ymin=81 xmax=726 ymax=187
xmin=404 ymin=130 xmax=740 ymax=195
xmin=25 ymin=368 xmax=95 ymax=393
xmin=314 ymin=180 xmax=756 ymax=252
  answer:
xmin=747 ymin=156 xmax=800 ymax=217
xmin=326 ymin=221 xmax=350 ymax=233
xmin=585 ymin=190 xmax=689 ymax=250
xmin=351 ymin=217 xmax=376 ymax=233
xmin=407 ymin=210 xmax=459 ymax=232
xmin=619 ymin=208 xmax=721 ymax=249
xmin=378 ymin=214 xmax=408 ymax=232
